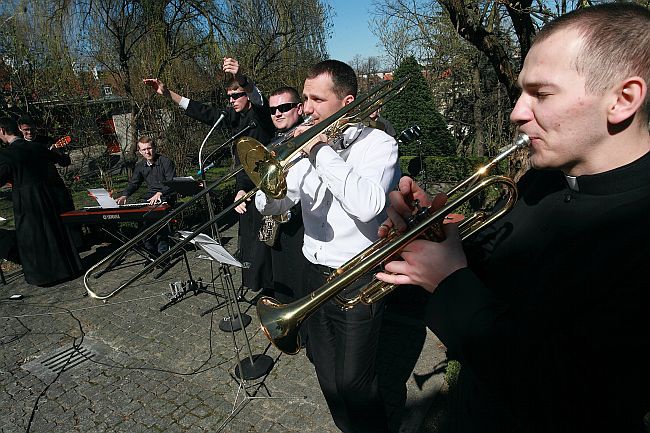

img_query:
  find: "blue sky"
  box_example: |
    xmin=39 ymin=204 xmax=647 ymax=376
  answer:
xmin=325 ymin=0 xmax=384 ymax=64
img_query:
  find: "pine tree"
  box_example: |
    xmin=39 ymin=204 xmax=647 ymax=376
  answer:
xmin=383 ymin=56 xmax=457 ymax=156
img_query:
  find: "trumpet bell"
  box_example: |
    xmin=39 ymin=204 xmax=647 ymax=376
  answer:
xmin=237 ymin=136 xmax=287 ymax=199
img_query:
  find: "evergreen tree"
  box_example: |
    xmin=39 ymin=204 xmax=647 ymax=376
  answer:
xmin=383 ymin=56 xmax=457 ymax=156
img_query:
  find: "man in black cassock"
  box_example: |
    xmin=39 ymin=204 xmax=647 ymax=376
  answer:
xmin=0 ymin=116 xmax=82 ymax=286
xmin=376 ymin=4 xmax=650 ymax=433
xmin=143 ymin=57 xmax=275 ymax=292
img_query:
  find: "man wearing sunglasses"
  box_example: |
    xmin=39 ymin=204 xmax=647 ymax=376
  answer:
xmin=259 ymin=87 xmax=309 ymax=306
xmin=143 ymin=57 xmax=275 ymax=294
xmin=268 ymin=87 xmax=304 ymax=134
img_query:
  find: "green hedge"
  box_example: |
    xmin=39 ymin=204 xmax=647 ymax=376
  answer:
xmin=399 ymin=156 xmax=509 ymax=182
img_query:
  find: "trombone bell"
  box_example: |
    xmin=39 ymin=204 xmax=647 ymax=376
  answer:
xmin=257 ymin=296 xmax=303 ymax=355
xmin=237 ymin=136 xmax=287 ymax=199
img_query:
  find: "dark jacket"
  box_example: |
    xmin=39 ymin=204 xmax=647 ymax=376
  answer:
xmin=0 ymin=139 xmax=82 ymax=285
xmin=428 ymin=153 xmax=650 ymax=433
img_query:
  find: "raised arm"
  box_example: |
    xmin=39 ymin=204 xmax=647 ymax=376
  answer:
xmin=142 ymin=78 xmax=184 ymax=106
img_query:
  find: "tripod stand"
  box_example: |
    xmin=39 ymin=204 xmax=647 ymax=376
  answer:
xmin=159 ymin=247 xmax=219 ymax=312
xmin=188 ymin=234 xmax=273 ymax=379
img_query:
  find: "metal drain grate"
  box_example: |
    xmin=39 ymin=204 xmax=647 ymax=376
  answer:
xmin=40 ymin=345 xmax=96 ymax=374
xmin=22 ymin=338 xmax=107 ymax=380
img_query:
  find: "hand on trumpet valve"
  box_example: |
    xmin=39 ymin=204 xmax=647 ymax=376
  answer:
xmin=292 ymin=123 xmax=328 ymax=156
xmin=375 ymin=223 xmax=466 ymax=293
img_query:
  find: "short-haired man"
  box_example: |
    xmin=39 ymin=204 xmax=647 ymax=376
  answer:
xmin=377 ymin=4 xmax=650 ymax=432
xmin=269 ymin=86 xmax=304 ymax=134
xmin=144 ymin=58 xmax=275 ymax=292
xmin=0 ymin=116 xmax=82 ymax=286
xmin=261 ymin=86 xmax=309 ymax=304
xmin=17 ymin=115 xmax=55 ymax=149
xmin=256 ymin=60 xmax=400 ymax=433
xmin=117 ymin=136 xmax=176 ymax=254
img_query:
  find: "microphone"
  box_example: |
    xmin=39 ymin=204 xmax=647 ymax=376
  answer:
xmin=197 ymin=161 xmax=216 ymax=175
xmin=197 ymin=121 xmax=257 ymax=176
xmin=397 ymin=125 xmax=421 ymax=144
xmin=197 ymin=111 xmax=227 ymax=176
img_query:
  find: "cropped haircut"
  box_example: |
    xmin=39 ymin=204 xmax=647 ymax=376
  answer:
xmin=17 ymin=115 xmax=35 ymax=126
xmin=226 ymin=79 xmax=245 ymax=91
xmin=307 ymin=60 xmax=358 ymax=99
xmin=137 ymin=136 xmax=156 ymax=148
xmin=535 ymin=3 xmax=650 ymax=119
xmin=0 ymin=117 xmax=20 ymax=135
xmin=270 ymin=86 xmax=301 ymax=103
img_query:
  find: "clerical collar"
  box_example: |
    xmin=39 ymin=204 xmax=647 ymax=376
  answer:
xmin=563 ymin=151 xmax=650 ymax=195
xmin=564 ymin=175 xmax=579 ymax=191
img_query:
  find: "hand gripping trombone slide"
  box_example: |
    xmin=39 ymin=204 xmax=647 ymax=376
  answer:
xmin=84 ymin=77 xmax=410 ymax=300
xmin=256 ymin=133 xmax=531 ymax=355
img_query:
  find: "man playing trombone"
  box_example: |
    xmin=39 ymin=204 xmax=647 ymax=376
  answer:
xmin=256 ymin=60 xmax=400 ymax=433
xmin=376 ymin=4 xmax=650 ymax=432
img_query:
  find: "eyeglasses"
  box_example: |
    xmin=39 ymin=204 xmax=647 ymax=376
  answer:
xmin=228 ymin=92 xmax=247 ymax=101
xmin=269 ymin=102 xmax=299 ymax=114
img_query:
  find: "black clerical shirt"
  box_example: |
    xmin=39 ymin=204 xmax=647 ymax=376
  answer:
xmin=121 ymin=154 xmax=176 ymax=202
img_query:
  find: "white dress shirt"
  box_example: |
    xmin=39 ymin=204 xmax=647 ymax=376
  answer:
xmin=255 ymin=125 xmax=400 ymax=268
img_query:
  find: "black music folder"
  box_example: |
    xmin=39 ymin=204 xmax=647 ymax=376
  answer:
xmin=163 ymin=177 xmax=202 ymax=197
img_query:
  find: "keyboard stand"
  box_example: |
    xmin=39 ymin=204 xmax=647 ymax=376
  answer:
xmin=93 ymin=223 xmax=174 ymax=279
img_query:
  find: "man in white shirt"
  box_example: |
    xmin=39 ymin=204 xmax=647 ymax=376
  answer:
xmin=256 ymin=60 xmax=400 ymax=433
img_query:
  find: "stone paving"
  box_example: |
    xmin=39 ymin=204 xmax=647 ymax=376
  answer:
xmin=1 ymin=225 xmax=448 ymax=433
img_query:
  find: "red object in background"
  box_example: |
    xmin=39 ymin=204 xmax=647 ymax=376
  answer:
xmin=53 ymin=136 xmax=71 ymax=148
xmin=96 ymin=117 xmax=121 ymax=154
xmin=106 ymin=141 xmax=121 ymax=154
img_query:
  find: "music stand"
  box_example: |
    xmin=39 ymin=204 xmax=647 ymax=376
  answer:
xmin=191 ymin=234 xmax=251 ymax=331
xmin=162 ymin=177 xmax=203 ymax=197
xmin=188 ymin=233 xmax=273 ymax=380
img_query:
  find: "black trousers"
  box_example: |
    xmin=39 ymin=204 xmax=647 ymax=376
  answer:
xmin=304 ymin=263 xmax=388 ymax=433
xmin=238 ymin=203 xmax=272 ymax=291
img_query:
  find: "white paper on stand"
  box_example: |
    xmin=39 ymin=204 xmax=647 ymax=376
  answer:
xmin=178 ymin=231 xmax=243 ymax=267
xmin=88 ymin=188 xmax=119 ymax=209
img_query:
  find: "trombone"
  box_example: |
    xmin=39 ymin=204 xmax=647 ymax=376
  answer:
xmin=84 ymin=76 xmax=410 ymax=300
xmin=256 ymin=133 xmax=530 ymax=355
xmin=237 ymin=76 xmax=410 ymax=199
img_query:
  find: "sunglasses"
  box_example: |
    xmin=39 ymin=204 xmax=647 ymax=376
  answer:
xmin=228 ymin=92 xmax=247 ymax=101
xmin=269 ymin=102 xmax=299 ymax=114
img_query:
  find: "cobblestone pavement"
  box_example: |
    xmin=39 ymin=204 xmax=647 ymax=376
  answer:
xmin=1 ymin=225 xmax=447 ymax=433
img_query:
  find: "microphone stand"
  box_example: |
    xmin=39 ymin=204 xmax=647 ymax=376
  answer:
xmin=198 ymin=121 xmax=256 ymax=176
xmin=197 ymin=119 xmax=272 ymax=381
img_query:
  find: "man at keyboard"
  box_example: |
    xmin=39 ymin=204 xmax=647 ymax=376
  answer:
xmin=116 ymin=136 xmax=176 ymax=254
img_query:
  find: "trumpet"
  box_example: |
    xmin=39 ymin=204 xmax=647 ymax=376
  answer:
xmin=256 ymin=134 xmax=530 ymax=355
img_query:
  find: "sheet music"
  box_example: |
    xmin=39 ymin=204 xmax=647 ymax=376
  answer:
xmin=88 ymin=188 xmax=119 ymax=209
xmin=178 ymin=231 xmax=242 ymax=267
